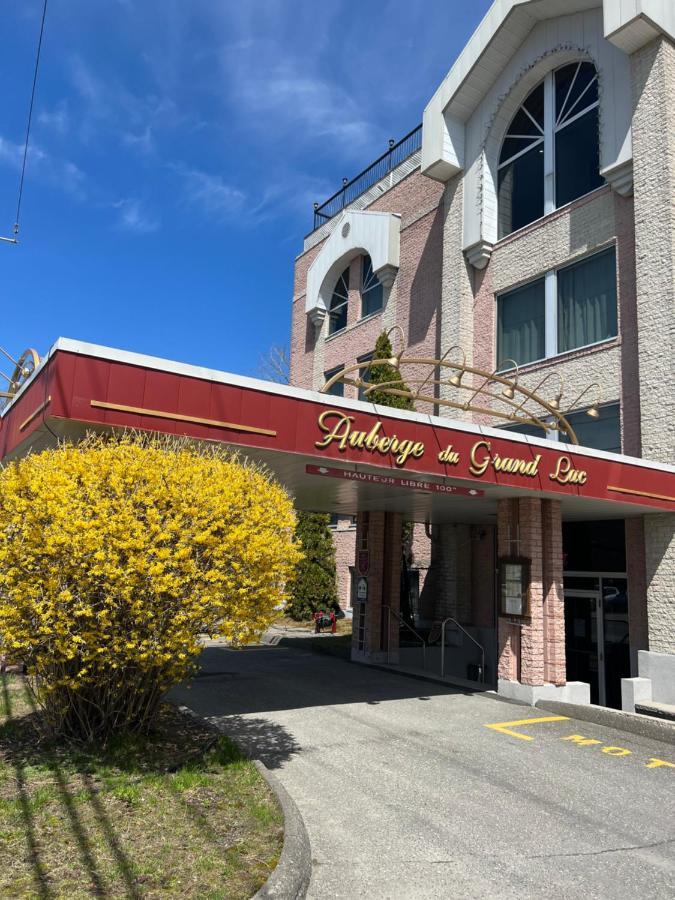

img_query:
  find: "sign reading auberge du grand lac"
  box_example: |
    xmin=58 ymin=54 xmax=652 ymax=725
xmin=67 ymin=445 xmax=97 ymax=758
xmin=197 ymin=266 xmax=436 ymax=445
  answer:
xmin=314 ymin=409 xmax=588 ymax=486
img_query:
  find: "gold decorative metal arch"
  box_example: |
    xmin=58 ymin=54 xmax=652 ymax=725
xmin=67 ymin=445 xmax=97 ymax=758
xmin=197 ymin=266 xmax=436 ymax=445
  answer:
xmin=0 ymin=347 xmax=41 ymax=405
xmin=321 ymin=326 xmax=601 ymax=444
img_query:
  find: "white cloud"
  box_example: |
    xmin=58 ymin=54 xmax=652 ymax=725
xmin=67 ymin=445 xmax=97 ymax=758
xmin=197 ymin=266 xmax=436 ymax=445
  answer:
xmin=122 ymin=126 xmax=154 ymax=155
xmin=0 ymin=135 xmax=86 ymax=199
xmin=171 ymin=164 xmax=246 ymax=220
xmin=37 ymin=101 xmax=70 ymax=136
xmin=68 ymin=56 xmax=194 ymax=150
xmin=112 ymin=198 xmax=159 ymax=234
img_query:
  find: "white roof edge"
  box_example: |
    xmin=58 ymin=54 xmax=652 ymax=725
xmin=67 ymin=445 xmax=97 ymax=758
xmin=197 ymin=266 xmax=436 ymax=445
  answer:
xmin=426 ymin=0 xmax=603 ymax=120
xmin=4 ymin=336 xmax=672 ymax=477
xmin=425 ymin=0 xmax=674 ymax=126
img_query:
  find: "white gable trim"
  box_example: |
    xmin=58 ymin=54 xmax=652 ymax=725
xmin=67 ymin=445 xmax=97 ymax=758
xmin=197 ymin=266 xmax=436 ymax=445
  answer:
xmin=305 ymin=210 xmax=401 ymax=325
xmin=421 ymin=0 xmax=674 ymax=186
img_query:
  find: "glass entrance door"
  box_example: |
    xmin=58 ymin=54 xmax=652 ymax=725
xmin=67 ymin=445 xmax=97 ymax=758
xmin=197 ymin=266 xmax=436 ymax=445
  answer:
xmin=601 ymin=577 xmax=629 ymax=709
xmin=564 ymin=591 xmax=601 ymax=704
xmin=563 ymin=573 xmax=630 ymax=708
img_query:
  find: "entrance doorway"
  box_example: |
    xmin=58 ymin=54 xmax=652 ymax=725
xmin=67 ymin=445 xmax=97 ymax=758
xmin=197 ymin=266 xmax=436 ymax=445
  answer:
xmin=563 ymin=573 xmax=630 ymax=708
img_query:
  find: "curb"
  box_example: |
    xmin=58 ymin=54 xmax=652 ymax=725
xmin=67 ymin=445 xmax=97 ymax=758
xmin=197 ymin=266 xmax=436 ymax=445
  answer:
xmin=252 ymin=760 xmax=311 ymax=900
xmin=175 ymin=704 xmax=311 ymax=899
xmin=535 ymin=699 xmax=675 ymax=747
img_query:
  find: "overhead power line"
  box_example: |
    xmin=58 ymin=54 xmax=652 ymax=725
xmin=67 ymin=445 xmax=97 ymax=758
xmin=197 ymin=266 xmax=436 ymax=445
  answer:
xmin=1 ymin=0 xmax=49 ymax=245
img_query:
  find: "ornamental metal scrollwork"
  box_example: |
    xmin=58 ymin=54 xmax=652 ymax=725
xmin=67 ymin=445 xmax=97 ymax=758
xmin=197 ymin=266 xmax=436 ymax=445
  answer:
xmin=320 ymin=326 xmax=601 ymax=445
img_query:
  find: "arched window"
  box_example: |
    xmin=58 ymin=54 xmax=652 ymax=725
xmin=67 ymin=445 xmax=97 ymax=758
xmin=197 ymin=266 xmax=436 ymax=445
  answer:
xmin=498 ymin=62 xmax=602 ymax=239
xmin=361 ymin=255 xmax=383 ymax=318
xmin=328 ymin=267 xmax=349 ymax=334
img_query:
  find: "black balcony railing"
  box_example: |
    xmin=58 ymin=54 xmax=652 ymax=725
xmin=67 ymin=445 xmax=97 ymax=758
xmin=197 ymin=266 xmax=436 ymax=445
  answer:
xmin=310 ymin=124 xmax=422 ymax=233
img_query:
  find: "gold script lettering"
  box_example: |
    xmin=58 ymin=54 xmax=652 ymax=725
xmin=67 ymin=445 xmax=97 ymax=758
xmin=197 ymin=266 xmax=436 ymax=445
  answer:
xmin=315 ymin=410 xmax=355 ymax=451
xmin=469 ymin=440 xmax=491 ymax=477
xmin=469 ymin=441 xmax=541 ymax=479
xmin=438 ymin=445 xmax=460 ymax=465
xmin=315 ymin=410 xmax=425 ymax=467
xmin=549 ymin=456 xmax=587 ymax=485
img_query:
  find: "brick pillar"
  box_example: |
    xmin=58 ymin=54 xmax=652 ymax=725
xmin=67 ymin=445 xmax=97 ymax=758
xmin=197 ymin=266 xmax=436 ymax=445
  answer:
xmin=497 ymin=499 xmax=519 ymax=681
xmin=351 ymin=511 xmax=402 ymax=663
xmin=542 ymin=500 xmax=565 ymax=686
xmin=518 ymin=498 xmax=545 ymax=687
xmin=497 ymin=497 xmax=565 ymax=689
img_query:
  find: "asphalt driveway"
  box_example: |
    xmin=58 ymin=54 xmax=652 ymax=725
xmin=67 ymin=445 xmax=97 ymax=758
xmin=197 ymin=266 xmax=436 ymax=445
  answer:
xmin=170 ymin=640 xmax=675 ymax=900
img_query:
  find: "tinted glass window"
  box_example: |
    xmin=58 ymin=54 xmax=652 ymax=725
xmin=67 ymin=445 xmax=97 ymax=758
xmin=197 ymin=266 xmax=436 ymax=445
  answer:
xmin=328 ymin=268 xmax=349 ymax=335
xmin=324 ymin=367 xmax=344 ymax=397
xmin=497 ymin=278 xmax=546 ymax=367
xmin=501 ymin=421 xmax=548 ymax=439
xmin=361 ymin=256 xmax=384 ymax=318
xmin=558 ymin=247 xmax=617 ymax=353
xmin=561 ymin=403 xmax=621 ymax=453
xmin=563 ymin=519 xmax=626 ymax=572
xmin=498 ymin=144 xmax=544 ymax=237
xmin=556 ymin=62 xmax=598 ymax=123
xmin=555 ymin=106 xmax=603 ymax=207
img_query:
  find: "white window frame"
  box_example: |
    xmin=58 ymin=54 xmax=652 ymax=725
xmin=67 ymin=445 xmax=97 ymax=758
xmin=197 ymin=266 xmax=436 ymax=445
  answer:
xmin=498 ymin=63 xmax=601 ymax=234
xmin=496 ymin=246 xmax=617 ymax=370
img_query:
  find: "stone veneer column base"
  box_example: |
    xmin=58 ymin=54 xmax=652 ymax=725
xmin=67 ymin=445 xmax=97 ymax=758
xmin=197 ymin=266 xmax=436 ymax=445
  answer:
xmin=498 ymin=679 xmax=591 ymax=706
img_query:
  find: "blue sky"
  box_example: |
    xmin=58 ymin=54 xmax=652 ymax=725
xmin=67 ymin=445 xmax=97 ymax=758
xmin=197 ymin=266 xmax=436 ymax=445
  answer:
xmin=0 ymin=0 xmax=492 ymax=378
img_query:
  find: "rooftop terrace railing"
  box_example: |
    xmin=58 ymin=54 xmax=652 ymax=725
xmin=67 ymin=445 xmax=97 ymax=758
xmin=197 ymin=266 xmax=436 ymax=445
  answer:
xmin=311 ymin=124 xmax=422 ymax=233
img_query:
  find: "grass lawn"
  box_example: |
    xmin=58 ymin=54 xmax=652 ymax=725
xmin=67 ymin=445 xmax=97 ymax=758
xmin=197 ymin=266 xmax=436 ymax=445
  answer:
xmin=0 ymin=675 xmax=283 ymax=899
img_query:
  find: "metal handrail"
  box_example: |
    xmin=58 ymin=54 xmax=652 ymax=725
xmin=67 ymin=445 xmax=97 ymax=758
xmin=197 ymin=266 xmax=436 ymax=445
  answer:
xmin=440 ymin=617 xmax=485 ymax=682
xmin=386 ymin=606 xmax=426 ymax=669
xmin=310 ymin=124 xmax=422 ymax=233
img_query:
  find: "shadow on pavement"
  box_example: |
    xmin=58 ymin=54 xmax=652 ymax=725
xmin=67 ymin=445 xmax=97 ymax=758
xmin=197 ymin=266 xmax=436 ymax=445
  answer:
xmin=178 ymin=643 xmax=475 ymax=721
xmin=205 ymin=714 xmax=302 ymax=769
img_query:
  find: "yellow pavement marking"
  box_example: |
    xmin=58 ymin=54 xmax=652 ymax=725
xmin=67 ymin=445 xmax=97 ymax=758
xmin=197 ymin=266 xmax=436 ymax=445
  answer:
xmin=562 ymin=734 xmax=603 ymax=747
xmin=484 ymin=715 xmax=569 ymax=741
xmin=645 ymin=758 xmax=675 ymax=769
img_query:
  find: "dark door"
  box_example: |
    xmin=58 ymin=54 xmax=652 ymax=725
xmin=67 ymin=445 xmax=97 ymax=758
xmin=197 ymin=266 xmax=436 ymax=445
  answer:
xmin=601 ymin=577 xmax=630 ymax=710
xmin=564 ymin=592 xmax=600 ymax=705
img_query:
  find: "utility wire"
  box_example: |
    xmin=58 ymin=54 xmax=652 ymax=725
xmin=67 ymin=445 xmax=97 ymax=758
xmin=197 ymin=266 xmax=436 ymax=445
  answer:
xmin=11 ymin=0 xmax=49 ymax=241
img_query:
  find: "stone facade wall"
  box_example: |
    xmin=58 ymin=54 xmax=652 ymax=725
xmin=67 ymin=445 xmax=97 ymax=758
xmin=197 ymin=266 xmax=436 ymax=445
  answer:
xmin=439 ymin=176 xmax=474 ymax=417
xmin=471 ymin=186 xmax=633 ymax=435
xmin=631 ymin=37 xmax=675 ymax=654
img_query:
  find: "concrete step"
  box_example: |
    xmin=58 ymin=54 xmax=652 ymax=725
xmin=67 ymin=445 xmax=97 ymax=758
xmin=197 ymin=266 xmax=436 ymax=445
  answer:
xmin=635 ymin=701 xmax=675 ymax=722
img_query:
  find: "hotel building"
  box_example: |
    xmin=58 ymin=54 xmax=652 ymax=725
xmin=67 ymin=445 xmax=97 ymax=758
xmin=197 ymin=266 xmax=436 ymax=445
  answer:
xmin=289 ymin=0 xmax=675 ymax=709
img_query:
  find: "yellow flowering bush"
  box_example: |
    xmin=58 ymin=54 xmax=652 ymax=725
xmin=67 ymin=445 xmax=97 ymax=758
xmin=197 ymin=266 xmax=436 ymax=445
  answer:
xmin=0 ymin=433 xmax=301 ymax=741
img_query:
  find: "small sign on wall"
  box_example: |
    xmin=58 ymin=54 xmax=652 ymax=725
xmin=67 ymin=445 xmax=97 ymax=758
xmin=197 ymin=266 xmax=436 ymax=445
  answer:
xmin=356 ymin=576 xmax=368 ymax=602
xmin=498 ymin=556 xmax=530 ymax=618
xmin=357 ymin=550 xmax=369 ymax=576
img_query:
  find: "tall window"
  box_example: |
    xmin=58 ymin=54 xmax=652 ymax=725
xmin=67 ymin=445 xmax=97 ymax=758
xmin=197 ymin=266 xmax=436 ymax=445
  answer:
xmin=361 ymin=255 xmax=383 ymax=318
xmin=328 ymin=267 xmax=349 ymax=335
xmin=498 ymin=62 xmax=603 ymax=239
xmin=497 ymin=278 xmax=545 ymax=367
xmin=497 ymin=247 xmax=617 ymax=367
xmin=557 ymin=248 xmax=617 ymax=354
